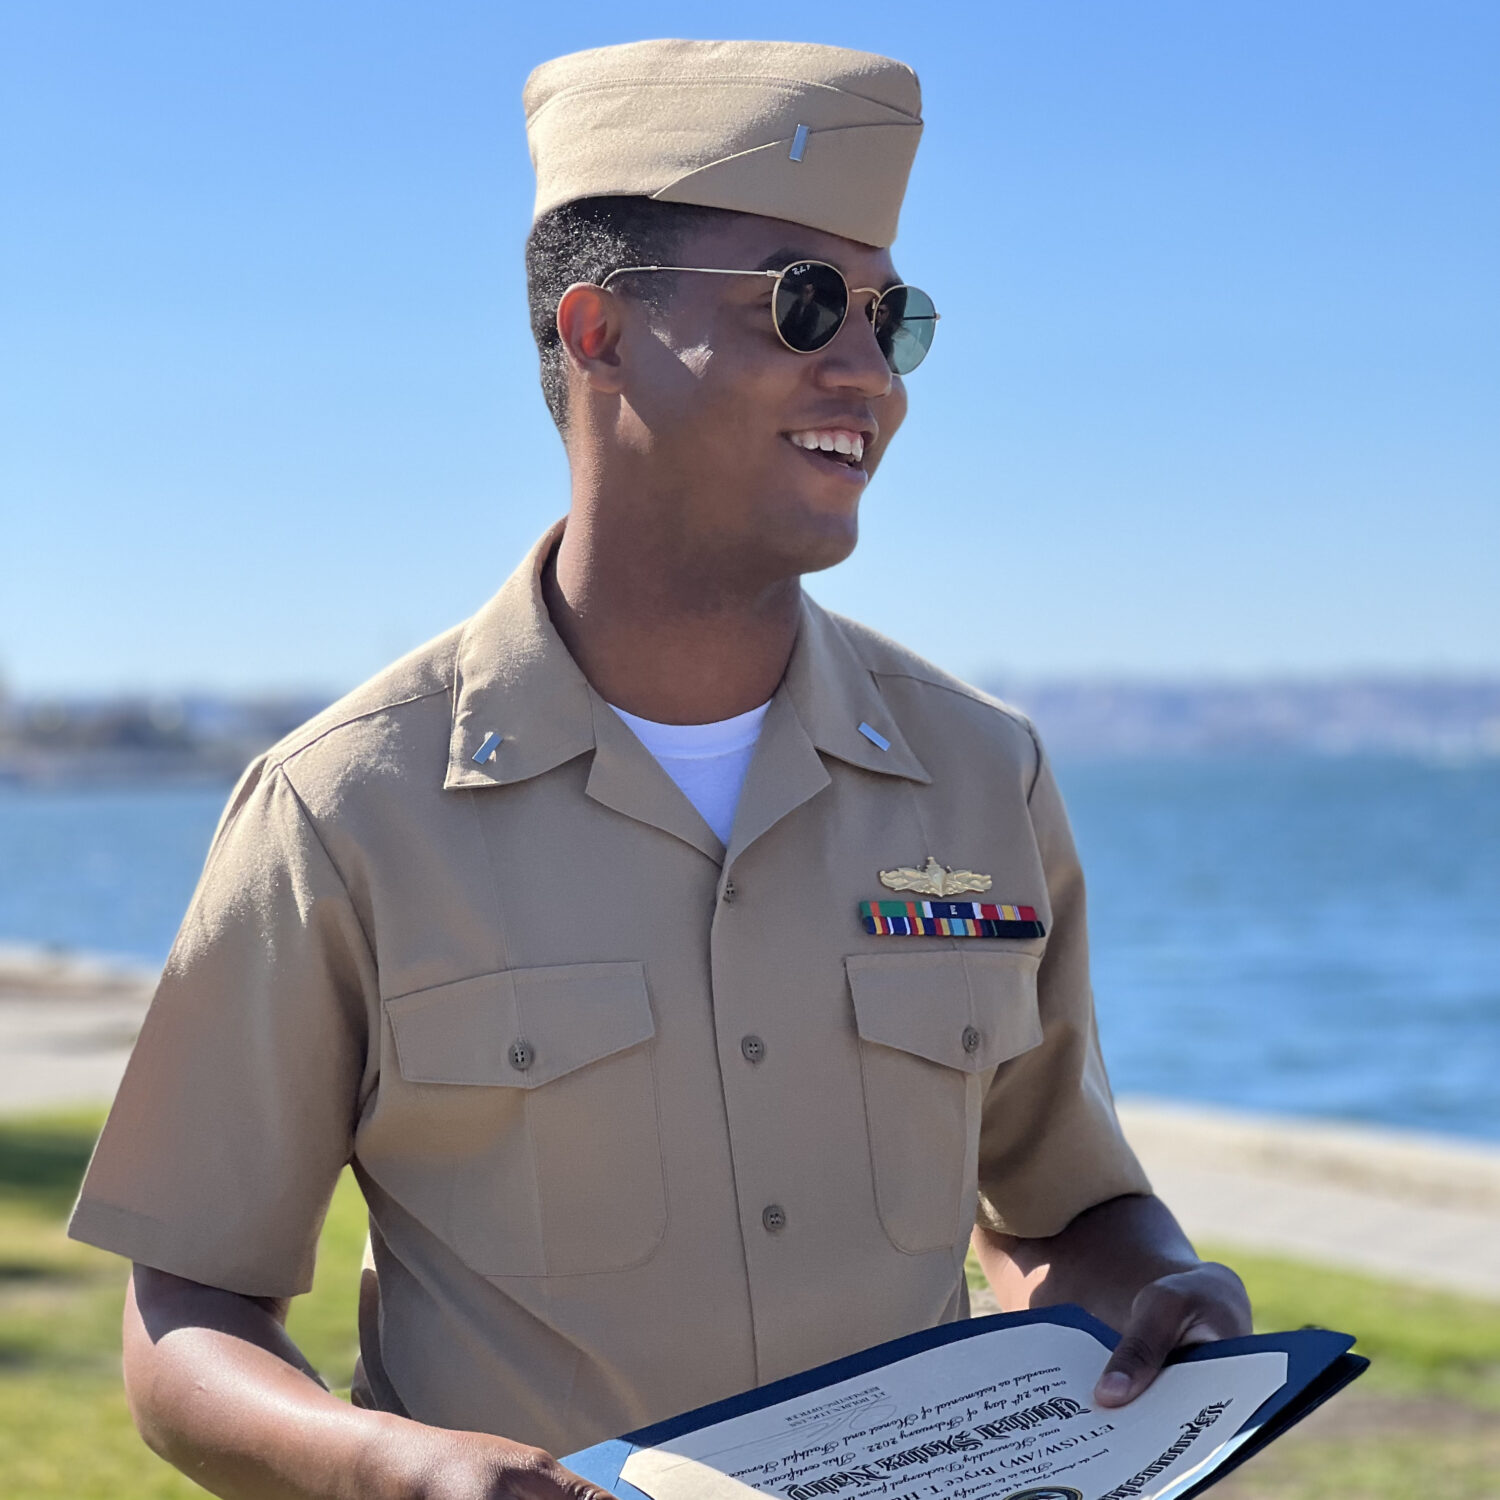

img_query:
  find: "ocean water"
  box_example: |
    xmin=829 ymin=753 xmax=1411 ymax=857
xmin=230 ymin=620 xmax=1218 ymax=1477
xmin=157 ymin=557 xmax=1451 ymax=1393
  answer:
xmin=1062 ymin=757 xmax=1500 ymax=1142
xmin=1 ymin=758 xmax=1496 ymax=1141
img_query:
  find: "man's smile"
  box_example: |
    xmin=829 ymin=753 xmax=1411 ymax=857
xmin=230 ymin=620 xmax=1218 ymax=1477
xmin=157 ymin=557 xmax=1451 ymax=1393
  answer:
xmin=786 ymin=427 xmax=866 ymax=463
xmin=783 ymin=425 xmax=874 ymax=481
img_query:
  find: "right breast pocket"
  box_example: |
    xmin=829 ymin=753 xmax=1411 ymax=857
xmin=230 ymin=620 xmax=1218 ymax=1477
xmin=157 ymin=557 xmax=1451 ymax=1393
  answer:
xmin=382 ymin=961 xmax=665 ymax=1278
xmin=847 ymin=949 xmax=1044 ymax=1256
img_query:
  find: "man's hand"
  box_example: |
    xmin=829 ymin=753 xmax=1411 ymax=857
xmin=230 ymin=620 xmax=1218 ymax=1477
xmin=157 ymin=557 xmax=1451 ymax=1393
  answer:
xmin=385 ymin=1429 xmax=618 ymax=1500
xmin=972 ymin=1195 xmax=1253 ymax=1410
xmin=1091 ymin=1260 xmax=1251 ymax=1407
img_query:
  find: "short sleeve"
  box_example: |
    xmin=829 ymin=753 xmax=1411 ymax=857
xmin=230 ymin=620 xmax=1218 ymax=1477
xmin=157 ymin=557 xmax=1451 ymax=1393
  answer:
xmin=975 ymin=735 xmax=1151 ymax=1237
xmin=67 ymin=757 xmax=376 ymax=1297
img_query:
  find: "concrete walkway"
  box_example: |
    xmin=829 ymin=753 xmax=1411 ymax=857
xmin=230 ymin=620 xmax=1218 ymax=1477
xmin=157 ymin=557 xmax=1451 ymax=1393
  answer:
xmin=4 ymin=946 xmax=1497 ymax=1299
xmin=0 ymin=946 xmax=155 ymax=1115
xmin=1116 ymin=1097 xmax=1500 ymax=1302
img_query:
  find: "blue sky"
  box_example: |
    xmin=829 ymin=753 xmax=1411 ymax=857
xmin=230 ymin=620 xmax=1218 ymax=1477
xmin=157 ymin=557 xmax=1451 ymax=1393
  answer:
xmin=2 ymin=1 xmax=1496 ymax=695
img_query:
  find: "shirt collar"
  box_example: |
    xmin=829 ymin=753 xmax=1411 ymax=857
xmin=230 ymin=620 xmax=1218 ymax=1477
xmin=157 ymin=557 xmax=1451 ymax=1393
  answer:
xmin=782 ymin=594 xmax=931 ymax=784
xmin=444 ymin=522 xmax=931 ymax=791
xmin=444 ymin=521 xmax=595 ymax=791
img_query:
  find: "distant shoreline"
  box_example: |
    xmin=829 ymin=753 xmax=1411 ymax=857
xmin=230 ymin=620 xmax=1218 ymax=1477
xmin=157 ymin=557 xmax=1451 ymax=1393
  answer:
xmin=4 ymin=676 xmax=1499 ymax=784
xmin=0 ymin=943 xmax=159 ymax=999
xmin=5 ymin=942 xmax=1494 ymax=1296
xmin=2 ymin=939 xmax=1495 ymax=1149
xmin=4 ymin=745 xmax=1498 ymax=793
xmin=3 ymin=942 xmax=1496 ymax=1300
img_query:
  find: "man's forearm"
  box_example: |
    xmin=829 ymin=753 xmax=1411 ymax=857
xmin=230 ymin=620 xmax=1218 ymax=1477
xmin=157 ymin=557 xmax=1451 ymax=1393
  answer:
xmin=973 ymin=1193 xmax=1204 ymax=1328
xmin=124 ymin=1265 xmax=613 ymax=1500
xmin=124 ymin=1266 xmax=413 ymax=1500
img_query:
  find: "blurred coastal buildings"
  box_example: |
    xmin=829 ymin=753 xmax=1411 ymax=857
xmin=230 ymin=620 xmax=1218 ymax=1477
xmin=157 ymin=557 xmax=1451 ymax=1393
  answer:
xmin=2 ymin=677 xmax=1498 ymax=784
xmin=0 ymin=690 xmax=329 ymax=784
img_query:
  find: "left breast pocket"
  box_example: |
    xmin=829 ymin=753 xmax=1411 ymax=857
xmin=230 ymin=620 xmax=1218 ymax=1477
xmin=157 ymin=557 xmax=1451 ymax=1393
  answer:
xmin=846 ymin=949 xmax=1043 ymax=1255
xmin=382 ymin=961 xmax=665 ymax=1278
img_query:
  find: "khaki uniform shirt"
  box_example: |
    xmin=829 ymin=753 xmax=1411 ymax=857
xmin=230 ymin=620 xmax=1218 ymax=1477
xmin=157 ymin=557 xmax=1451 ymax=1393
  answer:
xmin=70 ymin=524 xmax=1149 ymax=1457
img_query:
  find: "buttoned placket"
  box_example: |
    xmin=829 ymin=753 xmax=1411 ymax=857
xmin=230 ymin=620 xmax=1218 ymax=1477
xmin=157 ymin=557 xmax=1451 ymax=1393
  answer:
xmin=708 ymin=689 xmax=830 ymax=1355
xmin=700 ymin=644 xmax=931 ymax=1378
xmin=582 ymin=688 xmax=841 ymax=1370
xmin=573 ymin=679 xmax=925 ymax=1382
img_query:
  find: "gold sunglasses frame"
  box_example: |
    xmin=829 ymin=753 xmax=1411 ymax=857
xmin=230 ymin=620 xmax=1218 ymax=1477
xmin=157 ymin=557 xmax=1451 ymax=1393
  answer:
xmin=597 ymin=260 xmax=940 ymax=368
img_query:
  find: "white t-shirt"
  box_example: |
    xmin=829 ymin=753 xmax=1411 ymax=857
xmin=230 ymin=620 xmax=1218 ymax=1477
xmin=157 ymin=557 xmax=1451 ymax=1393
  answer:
xmin=609 ymin=699 xmax=772 ymax=845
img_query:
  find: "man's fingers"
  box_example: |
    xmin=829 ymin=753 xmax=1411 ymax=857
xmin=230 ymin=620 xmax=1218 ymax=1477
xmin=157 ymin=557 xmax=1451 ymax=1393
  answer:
xmin=1093 ymin=1282 xmax=1195 ymax=1408
xmin=1092 ymin=1264 xmax=1253 ymax=1409
xmin=473 ymin=1443 xmax=619 ymax=1500
xmin=539 ymin=1457 xmax=620 ymax=1500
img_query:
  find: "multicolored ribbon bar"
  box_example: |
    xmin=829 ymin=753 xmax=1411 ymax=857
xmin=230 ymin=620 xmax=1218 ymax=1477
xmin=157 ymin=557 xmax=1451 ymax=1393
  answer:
xmin=860 ymin=900 xmax=1046 ymax=938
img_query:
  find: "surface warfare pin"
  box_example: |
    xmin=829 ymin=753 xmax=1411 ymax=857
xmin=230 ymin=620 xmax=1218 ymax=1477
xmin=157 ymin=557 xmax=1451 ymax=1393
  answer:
xmin=865 ymin=857 xmax=1043 ymax=934
xmin=878 ymin=855 xmax=991 ymax=897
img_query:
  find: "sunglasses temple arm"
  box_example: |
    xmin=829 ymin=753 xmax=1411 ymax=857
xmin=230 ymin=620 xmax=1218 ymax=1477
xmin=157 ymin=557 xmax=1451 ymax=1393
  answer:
xmin=599 ymin=266 xmax=781 ymax=288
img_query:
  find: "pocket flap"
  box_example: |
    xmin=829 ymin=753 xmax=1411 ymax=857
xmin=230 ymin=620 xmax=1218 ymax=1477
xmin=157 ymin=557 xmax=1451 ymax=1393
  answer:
xmin=384 ymin=962 xmax=654 ymax=1088
xmin=846 ymin=950 xmax=1043 ymax=1073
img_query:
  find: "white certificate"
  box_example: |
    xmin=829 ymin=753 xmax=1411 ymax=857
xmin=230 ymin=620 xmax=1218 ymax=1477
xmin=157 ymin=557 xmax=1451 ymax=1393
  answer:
xmin=621 ymin=1322 xmax=1280 ymax=1500
xmin=565 ymin=1310 xmax=1364 ymax=1500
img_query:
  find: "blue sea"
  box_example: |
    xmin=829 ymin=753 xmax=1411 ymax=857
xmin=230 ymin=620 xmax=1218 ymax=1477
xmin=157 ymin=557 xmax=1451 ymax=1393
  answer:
xmin=1 ymin=757 xmax=1496 ymax=1142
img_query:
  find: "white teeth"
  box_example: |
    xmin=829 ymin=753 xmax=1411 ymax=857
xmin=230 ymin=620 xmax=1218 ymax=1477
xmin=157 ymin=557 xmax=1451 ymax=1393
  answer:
xmin=788 ymin=429 xmax=866 ymax=463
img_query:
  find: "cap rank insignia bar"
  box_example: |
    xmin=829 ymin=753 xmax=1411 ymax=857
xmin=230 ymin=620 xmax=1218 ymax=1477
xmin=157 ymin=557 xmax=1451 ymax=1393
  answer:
xmin=860 ymin=900 xmax=1045 ymax=938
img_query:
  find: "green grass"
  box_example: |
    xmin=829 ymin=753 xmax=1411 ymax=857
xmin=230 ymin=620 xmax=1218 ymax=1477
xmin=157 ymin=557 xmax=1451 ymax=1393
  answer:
xmin=964 ymin=1238 xmax=1500 ymax=1409
xmin=0 ymin=1108 xmax=367 ymax=1498
xmin=1196 ymin=1245 xmax=1500 ymax=1499
xmin=3 ymin=1109 xmax=1497 ymax=1498
xmin=1199 ymin=1242 xmax=1500 ymax=1410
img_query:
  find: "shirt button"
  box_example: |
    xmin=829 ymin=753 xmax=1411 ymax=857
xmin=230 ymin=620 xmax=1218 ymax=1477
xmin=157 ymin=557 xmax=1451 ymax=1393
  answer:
xmin=722 ymin=879 xmax=737 ymax=904
xmin=740 ymin=1034 xmax=766 ymax=1064
xmin=509 ymin=1039 xmax=535 ymax=1072
xmin=762 ymin=1204 xmax=787 ymax=1234
xmin=961 ymin=1025 xmax=981 ymax=1054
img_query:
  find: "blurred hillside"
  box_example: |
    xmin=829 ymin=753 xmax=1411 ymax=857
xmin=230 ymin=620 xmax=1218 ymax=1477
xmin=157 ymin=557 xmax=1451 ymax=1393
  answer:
xmin=2 ymin=677 xmax=1499 ymax=784
xmin=989 ymin=676 xmax=1500 ymax=761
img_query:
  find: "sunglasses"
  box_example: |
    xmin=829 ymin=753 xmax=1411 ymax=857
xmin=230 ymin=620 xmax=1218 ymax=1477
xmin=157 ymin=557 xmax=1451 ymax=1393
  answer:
xmin=598 ymin=260 xmax=940 ymax=375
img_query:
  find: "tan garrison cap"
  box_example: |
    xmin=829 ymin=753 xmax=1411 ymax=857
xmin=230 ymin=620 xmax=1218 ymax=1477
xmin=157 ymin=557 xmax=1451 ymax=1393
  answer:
xmin=524 ymin=39 xmax=923 ymax=248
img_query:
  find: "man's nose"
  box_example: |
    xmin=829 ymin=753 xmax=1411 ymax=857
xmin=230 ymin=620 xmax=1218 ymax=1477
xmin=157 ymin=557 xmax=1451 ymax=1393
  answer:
xmin=813 ymin=307 xmax=893 ymax=398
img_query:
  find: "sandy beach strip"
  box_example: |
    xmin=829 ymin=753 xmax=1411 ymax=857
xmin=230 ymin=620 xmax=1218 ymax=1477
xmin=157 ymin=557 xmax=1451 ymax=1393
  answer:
xmin=4 ymin=945 xmax=1497 ymax=1299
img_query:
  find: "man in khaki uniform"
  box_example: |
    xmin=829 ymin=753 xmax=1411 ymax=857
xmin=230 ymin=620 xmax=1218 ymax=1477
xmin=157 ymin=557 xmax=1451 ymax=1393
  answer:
xmin=70 ymin=39 xmax=1251 ymax=1500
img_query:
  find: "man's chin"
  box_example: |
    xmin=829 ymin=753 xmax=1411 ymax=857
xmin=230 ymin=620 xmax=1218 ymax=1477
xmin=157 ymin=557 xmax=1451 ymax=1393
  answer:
xmin=779 ymin=509 xmax=861 ymax=576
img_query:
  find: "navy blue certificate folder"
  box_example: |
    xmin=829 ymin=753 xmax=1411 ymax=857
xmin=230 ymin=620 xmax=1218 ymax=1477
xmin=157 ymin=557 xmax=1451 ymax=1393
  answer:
xmin=564 ymin=1305 xmax=1366 ymax=1500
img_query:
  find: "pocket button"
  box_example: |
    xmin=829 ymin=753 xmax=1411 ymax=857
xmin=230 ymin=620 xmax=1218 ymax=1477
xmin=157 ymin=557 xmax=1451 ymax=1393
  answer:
xmin=509 ymin=1039 xmax=535 ymax=1072
xmin=961 ymin=1025 xmax=981 ymax=1055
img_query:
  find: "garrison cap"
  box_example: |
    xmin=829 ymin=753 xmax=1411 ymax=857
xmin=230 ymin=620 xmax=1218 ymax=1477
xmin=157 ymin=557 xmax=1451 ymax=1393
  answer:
xmin=524 ymin=39 xmax=923 ymax=248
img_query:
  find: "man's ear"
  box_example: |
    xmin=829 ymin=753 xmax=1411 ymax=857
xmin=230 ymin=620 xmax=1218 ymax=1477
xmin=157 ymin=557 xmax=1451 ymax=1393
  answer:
xmin=556 ymin=282 xmax=626 ymax=394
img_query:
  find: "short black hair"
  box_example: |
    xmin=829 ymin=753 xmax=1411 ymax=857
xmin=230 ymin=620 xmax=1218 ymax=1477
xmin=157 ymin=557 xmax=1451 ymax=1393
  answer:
xmin=525 ymin=195 xmax=739 ymax=433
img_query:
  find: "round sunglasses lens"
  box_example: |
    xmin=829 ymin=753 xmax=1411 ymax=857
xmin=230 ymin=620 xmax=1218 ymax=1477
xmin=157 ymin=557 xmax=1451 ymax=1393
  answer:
xmin=773 ymin=262 xmax=847 ymax=352
xmin=873 ymin=285 xmax=938 ymax=374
